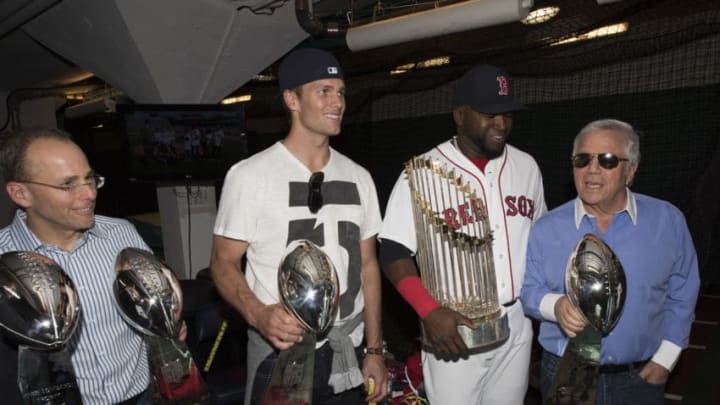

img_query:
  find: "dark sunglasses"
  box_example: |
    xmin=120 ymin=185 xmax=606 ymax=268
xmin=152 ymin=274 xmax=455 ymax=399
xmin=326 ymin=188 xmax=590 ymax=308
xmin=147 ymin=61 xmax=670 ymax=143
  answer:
xmin=308 ymin=172 xmax=324 ymax=214
xmin=571 ymin=153 xmax=629 ymax=170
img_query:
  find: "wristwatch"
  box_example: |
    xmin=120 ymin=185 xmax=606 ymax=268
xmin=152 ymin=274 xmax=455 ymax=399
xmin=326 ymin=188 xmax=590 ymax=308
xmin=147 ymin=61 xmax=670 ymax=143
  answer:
xmin=364 ymin=342 xmax=387 ymax=356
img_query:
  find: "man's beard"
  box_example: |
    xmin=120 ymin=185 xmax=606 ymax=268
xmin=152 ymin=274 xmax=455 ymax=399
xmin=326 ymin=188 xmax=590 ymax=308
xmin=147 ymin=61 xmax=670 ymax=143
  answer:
xmin=478 ymin=138 xmax=505 ymax=159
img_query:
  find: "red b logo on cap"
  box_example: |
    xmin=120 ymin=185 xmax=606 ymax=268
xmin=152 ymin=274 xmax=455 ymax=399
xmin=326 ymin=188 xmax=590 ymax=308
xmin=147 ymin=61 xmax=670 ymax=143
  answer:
xmin=496 ymin=75 xmax=509 ymax=96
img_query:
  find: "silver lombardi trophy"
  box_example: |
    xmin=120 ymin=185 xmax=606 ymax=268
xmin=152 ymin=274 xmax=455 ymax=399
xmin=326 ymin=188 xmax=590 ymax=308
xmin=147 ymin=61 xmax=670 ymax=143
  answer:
xmin=546 ymin=233 xmax=626 ymax=405
xmin=263 ymin=240 xmax=340 ymax=405
xmin=405 ymin=156 xmax=509 ymax=351
xmin=113 ymin=248 xmax=208 ymax=403
xmin=0 ymin=251 xmax=82 ymax=405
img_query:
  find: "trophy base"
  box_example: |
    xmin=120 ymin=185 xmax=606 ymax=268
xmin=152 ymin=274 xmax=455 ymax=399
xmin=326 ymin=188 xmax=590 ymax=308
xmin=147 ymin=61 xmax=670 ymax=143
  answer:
xmin=146 ymin=336 xmax=208 ymax=402
xmin=545 ymin=328 xmax=602 ymax=405
xmin=422 ymin=310 xmax=510 ymax=352
xmin=263 ymin=332 xmax=316 ymax=405
xmin=17 ymin=346 xmax=82 ymax=405
xmin=460 ymin=311 xmax=510 ymax=351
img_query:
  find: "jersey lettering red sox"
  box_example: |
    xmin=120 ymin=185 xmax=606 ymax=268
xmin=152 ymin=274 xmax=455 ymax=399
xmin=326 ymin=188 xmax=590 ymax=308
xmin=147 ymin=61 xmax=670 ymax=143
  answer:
xmin=442 ymin=195 xmax=536 ymax=229
xmin=380 ymin=138 xmax=547 ymax=305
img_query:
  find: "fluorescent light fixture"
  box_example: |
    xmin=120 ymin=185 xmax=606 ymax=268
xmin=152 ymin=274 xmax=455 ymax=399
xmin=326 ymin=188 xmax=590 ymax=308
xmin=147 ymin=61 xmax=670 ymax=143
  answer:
xmin=346 ymin=0 xmax=533 ymax=51
xmin=521 ymin=6 xmax=559 ymax=25
xmin=221 ymin=94 xmax=252 ymax=104
xmin=551 ymin=22 xmax=629 ymax=46
xmin=390 ymin=56 xmax=451 ymax=75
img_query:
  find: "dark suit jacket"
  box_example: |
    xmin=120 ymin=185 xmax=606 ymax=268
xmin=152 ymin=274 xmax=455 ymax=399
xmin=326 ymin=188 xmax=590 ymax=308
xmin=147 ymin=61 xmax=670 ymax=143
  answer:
xmin=0 ymin=335 xmax=22 ymax=404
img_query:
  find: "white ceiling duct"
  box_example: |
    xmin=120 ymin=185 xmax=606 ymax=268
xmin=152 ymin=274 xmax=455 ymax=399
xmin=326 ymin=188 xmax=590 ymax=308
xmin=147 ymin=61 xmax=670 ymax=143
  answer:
xmin=345 ymin=0 xmax=533 ymax=51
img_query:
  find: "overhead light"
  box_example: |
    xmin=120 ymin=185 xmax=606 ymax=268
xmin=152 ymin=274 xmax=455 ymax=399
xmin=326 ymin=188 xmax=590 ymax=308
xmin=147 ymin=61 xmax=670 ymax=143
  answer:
xmin=221 ymin=94 xmax=252 ymax=104
xmin=346 ymin=0 xmax=533 ymax=51
xmin=551 ymin=22 xmax=629 ymax=46
xmin=390 ymin=64 xmax=414 ymax=75
xmin=522 ymin=6 xmax=559 ymax=25
xmin=65 ymin=93 xmax=86 ymax=101
xmin=390 ymin=56 xmax=451 ymax=75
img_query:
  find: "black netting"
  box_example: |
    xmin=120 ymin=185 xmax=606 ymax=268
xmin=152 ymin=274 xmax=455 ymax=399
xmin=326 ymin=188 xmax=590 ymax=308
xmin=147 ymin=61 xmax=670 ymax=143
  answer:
xmin=245 ymin=0 xmax=720 ymax=285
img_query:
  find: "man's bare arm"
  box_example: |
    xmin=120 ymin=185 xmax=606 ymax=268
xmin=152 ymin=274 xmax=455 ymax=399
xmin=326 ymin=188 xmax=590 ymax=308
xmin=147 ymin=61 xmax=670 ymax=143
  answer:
xmin=209 ymin=235 xmax=303 ymax=349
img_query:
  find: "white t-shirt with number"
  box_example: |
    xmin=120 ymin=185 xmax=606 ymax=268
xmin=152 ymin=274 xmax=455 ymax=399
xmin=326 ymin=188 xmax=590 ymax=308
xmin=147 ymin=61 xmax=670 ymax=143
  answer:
xmin=215 ymin=141 xmax=382 ymax=345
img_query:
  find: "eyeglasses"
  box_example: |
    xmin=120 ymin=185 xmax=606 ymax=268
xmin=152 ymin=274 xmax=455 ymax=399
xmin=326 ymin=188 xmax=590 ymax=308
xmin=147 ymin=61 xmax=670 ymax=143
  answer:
xmin=571 ymin=153 xmax=629 ymax=170
xmin=18 ymin=174 xmax=105 ymax=194
xmin=307 ymin=172 xmax=324 ymax=214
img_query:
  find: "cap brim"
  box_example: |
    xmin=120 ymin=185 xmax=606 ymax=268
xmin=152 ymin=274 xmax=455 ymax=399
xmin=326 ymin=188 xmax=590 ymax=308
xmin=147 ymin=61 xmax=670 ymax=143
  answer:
xmin=469 ymin=102 xmax=527 ymax=114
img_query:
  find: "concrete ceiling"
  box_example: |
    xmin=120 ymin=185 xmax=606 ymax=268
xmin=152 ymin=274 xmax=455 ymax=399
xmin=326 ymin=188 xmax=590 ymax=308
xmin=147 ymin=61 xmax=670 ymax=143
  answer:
xmin=1 ymin=0 xmax=309 ymax=103
xmin=0 ymin=0 xmax=538 ymax=105
xmin=3 ymin=0 xmax=719 ymax=111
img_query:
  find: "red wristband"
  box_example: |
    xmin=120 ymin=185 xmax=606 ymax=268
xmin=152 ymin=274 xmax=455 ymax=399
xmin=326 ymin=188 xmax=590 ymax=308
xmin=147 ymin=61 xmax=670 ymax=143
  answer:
xmin=396 ymin=276 xmax=440 ymax=319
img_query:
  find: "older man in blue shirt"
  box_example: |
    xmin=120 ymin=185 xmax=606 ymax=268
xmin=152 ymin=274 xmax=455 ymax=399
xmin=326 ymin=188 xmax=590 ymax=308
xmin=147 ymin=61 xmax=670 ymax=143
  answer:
xmin=520 ymin=118 xmax=699 ymax=405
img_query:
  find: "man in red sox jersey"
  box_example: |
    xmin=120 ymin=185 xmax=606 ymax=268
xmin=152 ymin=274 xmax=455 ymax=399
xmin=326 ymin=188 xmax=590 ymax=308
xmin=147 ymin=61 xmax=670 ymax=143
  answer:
xmin=379 ymin=64 xmax=547 ymax=405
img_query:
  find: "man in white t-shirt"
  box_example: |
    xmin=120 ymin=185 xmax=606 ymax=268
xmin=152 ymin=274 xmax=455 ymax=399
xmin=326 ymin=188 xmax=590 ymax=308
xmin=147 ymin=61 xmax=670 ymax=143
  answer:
xmin=211 ymin=48 xmax=388 ymax=405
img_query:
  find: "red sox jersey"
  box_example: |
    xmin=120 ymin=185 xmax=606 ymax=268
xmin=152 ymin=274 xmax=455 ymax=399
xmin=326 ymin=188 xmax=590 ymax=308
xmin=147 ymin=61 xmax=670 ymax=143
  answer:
xmin=380 ymin=138 xmax=546 ymax=305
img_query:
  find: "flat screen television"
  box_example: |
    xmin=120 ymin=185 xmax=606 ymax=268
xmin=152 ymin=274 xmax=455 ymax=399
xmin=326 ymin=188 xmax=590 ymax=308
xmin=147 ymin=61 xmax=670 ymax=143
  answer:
xmin=118 ymin=104 xmax=248 ymax=181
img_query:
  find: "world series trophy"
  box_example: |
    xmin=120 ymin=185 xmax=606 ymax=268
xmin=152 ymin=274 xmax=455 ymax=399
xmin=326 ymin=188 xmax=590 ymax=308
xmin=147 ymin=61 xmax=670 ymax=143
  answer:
xmin=405 ymin=156 xmax=509 ymax=351
xmin=0 ymin=251 xmax=82 ymax=405
xmin=546 ymin=233 xmax=626 ymax=405
xmin=112 ymin=248 xmax=207 ymax=403
xmin=263 ymin=240 xmax=340 ymax=405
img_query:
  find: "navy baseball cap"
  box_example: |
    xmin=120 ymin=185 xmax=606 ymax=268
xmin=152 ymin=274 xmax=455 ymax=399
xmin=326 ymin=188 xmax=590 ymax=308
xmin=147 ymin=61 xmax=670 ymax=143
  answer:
xmin=452 ymin=64 xmax=526 ymax=114
xmin=278 ymin=48 xmax=344 ymax=91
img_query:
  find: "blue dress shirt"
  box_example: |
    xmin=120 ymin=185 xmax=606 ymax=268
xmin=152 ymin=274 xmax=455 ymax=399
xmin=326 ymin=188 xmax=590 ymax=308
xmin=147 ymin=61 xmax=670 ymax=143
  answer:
xmin=520 ymin=190 xmax=699 ymax=370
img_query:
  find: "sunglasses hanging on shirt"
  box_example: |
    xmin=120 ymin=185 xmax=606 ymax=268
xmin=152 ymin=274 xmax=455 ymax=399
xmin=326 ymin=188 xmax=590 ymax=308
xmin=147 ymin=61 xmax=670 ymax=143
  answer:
xmin=307 ymin=172 xmax=324 ymax=214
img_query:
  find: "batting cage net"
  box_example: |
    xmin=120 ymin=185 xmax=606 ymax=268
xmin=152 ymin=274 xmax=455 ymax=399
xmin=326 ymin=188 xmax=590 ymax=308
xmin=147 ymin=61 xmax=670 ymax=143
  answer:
xmin=243 ymin=0 xmax=720 ymax=285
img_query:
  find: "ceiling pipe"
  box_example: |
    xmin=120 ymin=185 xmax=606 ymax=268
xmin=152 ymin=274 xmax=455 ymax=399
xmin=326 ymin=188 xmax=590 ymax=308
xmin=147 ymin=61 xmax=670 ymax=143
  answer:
xmin=295 ymin=0 xmax=532 ymax=52
xmin=345 ymin=0 xmax=533 ymax=51
xmin=295 ymin=0 xmax=343 ymax=37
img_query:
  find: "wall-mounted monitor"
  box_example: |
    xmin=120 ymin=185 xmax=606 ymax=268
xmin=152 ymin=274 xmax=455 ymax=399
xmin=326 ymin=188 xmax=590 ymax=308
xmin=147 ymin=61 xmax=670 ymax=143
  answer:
xmin=118 ymin=103 xmax=248 ymax=181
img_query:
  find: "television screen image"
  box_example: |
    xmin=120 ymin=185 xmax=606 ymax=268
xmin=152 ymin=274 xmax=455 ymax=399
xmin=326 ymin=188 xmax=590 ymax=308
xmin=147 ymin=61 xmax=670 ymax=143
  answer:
xmin=118 ymin=104 xmax=248 ymax=181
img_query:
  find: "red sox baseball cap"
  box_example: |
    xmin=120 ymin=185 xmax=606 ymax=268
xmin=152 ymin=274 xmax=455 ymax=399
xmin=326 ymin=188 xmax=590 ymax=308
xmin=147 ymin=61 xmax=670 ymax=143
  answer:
xmin=278 ymin=48 xmax=344 ymax=91
xmin=453 ymin=64 xmax=526 ymax=114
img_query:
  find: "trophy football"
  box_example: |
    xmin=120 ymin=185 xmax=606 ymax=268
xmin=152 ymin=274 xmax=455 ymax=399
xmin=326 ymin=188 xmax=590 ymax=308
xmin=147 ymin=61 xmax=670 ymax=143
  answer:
xmin=0 ymin=251 xmax=82 ymax=405
xmin=112 ymin=248 xmax=207 ymax=403
xmin=405 ymin=156 xmax=508 ymax=351
xmin=546 ymin=233 xmax=626 ymax=405
xmin=263 ymin=240 xmax=340 ymax=405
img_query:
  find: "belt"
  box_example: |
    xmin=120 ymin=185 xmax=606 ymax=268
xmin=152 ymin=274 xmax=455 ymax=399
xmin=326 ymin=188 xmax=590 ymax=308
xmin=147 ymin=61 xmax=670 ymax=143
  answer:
xmin=502 ymin=298 xmax=518 ymax=308
xmin=598 ymin=359 xmax=649 ymax=374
